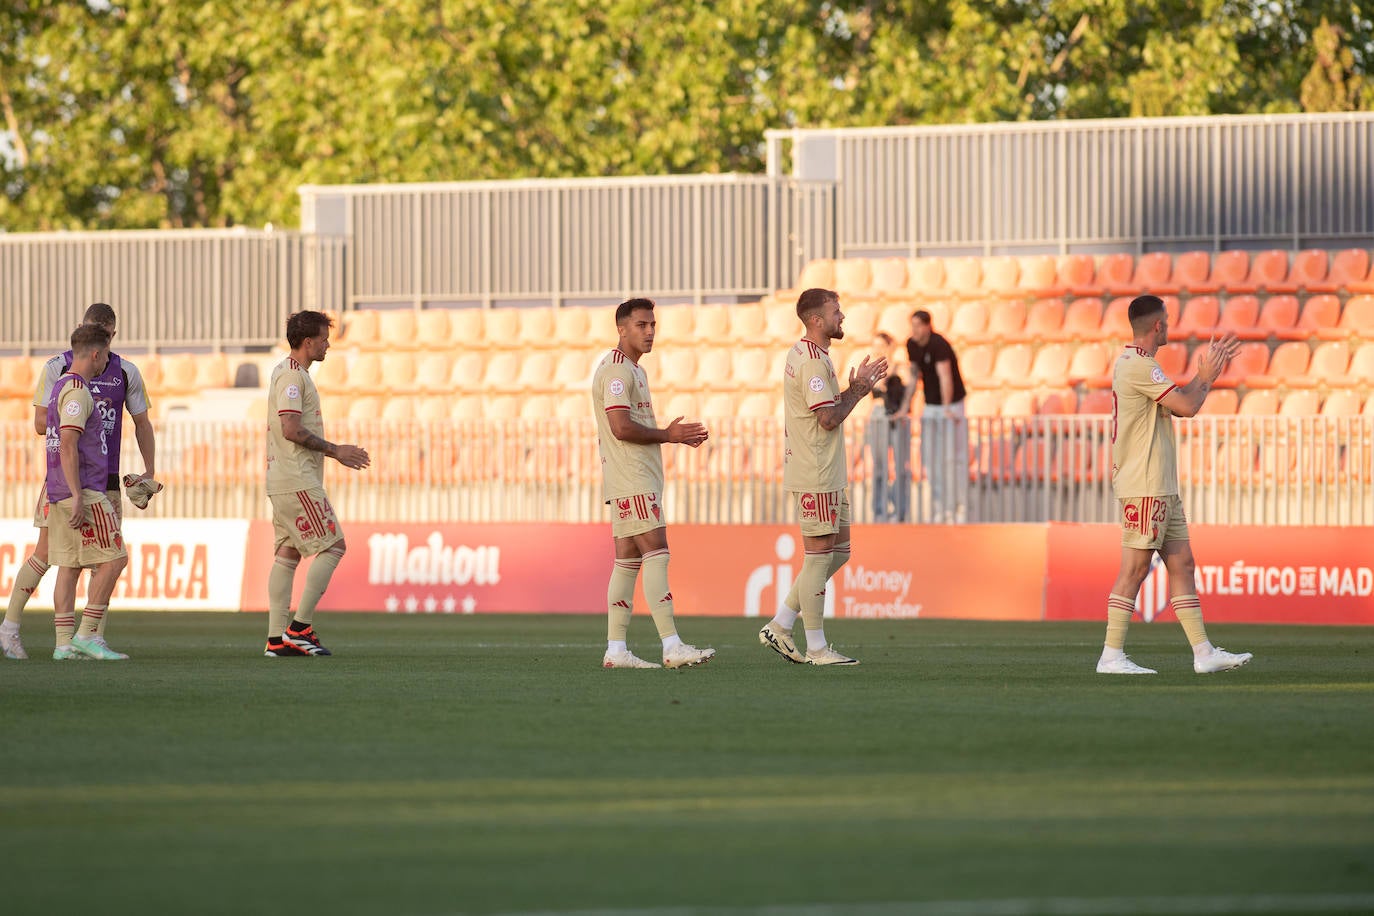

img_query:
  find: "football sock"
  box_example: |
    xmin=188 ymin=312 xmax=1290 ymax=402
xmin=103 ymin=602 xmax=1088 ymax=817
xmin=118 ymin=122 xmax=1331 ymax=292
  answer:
xmin=773 ymin=541 xmax=848 ymax=630
xmin=662 ymin=633 xmax=683 ymax=652
xmin=796 ymin=549 xmax=832 ymax=638
xmin=804 ymin=628 xmax=827 ymax=652
xmin=54 ymin=611 xmax=76 ymax=646
xmin=606 ymin=558 xmax=641 ymax=641
xmin=267 ymin=555 xmax=299 ymax=638
xmin=77 ymin=605 xmax=106 ymax=638
xmin=1171 ymin=594 xmax=1211 ymax=651
xmin=1104 ymin=594 xmax=1135 ymax=651
xmin=641 ymin=548 xmax=677 ymax=639
xmin=607 ymin=639 xmax=628 ymax=653
xmin=296 ymin=544 xmax=345 ymax=626
xmin=5 ymin=556 xmax=49 ymax=626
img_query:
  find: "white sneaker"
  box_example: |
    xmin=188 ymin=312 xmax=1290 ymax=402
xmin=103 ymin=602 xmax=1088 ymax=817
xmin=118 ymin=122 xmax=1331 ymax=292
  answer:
xmin=602 ymin=648 xmax=661 ymax=669
xmin=1194 ymin=646 xmax=1252 ymax=674
xmin=1096 ymin=654 xmax=1157 ymax=675
xmin=1 ymin=626 xmax=28 ymax=660
xmin=806 ymin=646 xmax=860 ymax=666
xmin=663 ymin=643 xmax=715 ymax=669
xmin=758 ymin=623 xmax=806 ymax=664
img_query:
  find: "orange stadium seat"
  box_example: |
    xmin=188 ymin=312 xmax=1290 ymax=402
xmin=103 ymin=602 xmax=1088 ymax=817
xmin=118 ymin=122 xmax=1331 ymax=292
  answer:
xmin=347 ymin=396 xmax=383 ymax=421
xmin=1238 ymin=389 xmax=1279 ymax=416
xmin=1155 ymin=342 xmax=1187 ymax=381
xmin=552 ymin=306 xmax=593 ymax=346
xmin=194 ymin=353 xmax=232 ymax=389
xmin=921 ymin=301 xmax=953 ymax=336
xmin=943 ymin=257 xmax=984 ymax=298
xmin=1312 ymin=248 xmax=1371 ymax=294
xmin=412 ymin=395 xmax=449 ymax=423
xmin=1319 ymin=295 xmax=1374 ymax=340
xmin=516 ymin=308 xmax=556 ymax=349
xmin=1059 ymin=254 xmax=1100 ymax=297
xmin=660 ymin=392 xmax=699 ymax=422
xmin=867 ymin=257 xmax=909 ymax=296
xmin=1289 ymin=294 xmax=1341 ymax=338
xmin=876 ymin=302 xmax=914 ymax=340
xmin=0 ymin=356 xmax=35 ymax=398
xmin=379 ymin=352 xmax=419 ymax=393
xmin=692 ymin=304 xmax=730 ymax=342
xmin=1027 ymin=343 xmax=1074 ymax=388
xmin=1200 ymin=250 xmax=1249 ymax=294
xmin=1279 ymin=249 xmax=1329 ymax=293
xmin=736 ymin=391 xmax=776 ymax=418
xmin=512 ymin=350 xmax=557 ymax=393
xmin=1252 ymin=295 xmax=1301 ymax=340
xmin=731 ymin=349 xmax=771 ymax=392
xmin=695 ymin=349 xmax=734 ymax=392
xmin=946 ymin=300 xmax=989 ymax=345
xmin=958 ymin=344 xmax=997 ymax=389
xmin=479 ymin=351 xmax=521 ymax=394
xmin=381 ymin=395 xmax=417 ymax=421
xmin=1290 ymin=341 xmax=1350 ymax=388
xmin=1232 ymin=249 xmax=1289 ymax=294
xmin=518 ymin=394 xmax=555 ymax=420
xmin=446 ymin=308 xmax=485 ymax=345
xmin=449 ymin=395 xmax=483 ymax=420
xmin=1091 ymin=253 xmax=1135 ymax=297
xmin=1216 ymin=295 xmax=1261 ymax=339
xmin=833 ymin=258 xmax=873 ymax=297
xmin=483 ymin=308 xmax=521 ymax=348
xmin=1068 ymin=342 xmax=1112 ymax=388
xmin=1036 ymin=389 xmax=1078 ymax=415
xmin=1341 ymin=342 xmax=1374 ymax=386
xmin=990 ymin=343 xmax=1034 ymax=388
xmin=1279 ymin=389 xmax=1321 ymax=416
xmin=311 ymin=351 xmax=348 ymax=390
xmin=1056 ymin=297 xmax=1106 ymax=342
xmin=1248 ymin=340 xmax=1310 ymax=389
xmin=699 ymin=392 xmax=738 ymax=419
xmin=1345 ymin=251 xmax=1374 ymax=295
xmin=157 ymin=354 xmax=200 ymax=396
xmin=1197 ymin=388 xmax=1238 ymax=415
xmin=447 ymin=351 xmax=486 ymax=393
xmin=1023 ymin=299 xmax=1065 ymax=341
xmin=342 ymin=352 xmax=385 ymax=394
xmin=654 ymin=305 xmax=695 ymax=345
xmin=1169 ymin=251 xmax=1214 ymax=294
xmin=551 ymin=350 xmax=596 ymax=392
xmin=414 ymin=309 xmax=453 ymax=349
xmin=905 ymin=257 xmax=946 ymax=296
xmin=1016 ymin=255 xmax=1065 ymax=298
xmin=1094 ymin=297 xmax=1132 ymax=342
xmin=764 ymin=303 xmax=801 ymax=346
xmin=1133 ymin=251 xmax=1178 ymax=295
xmin=1195 ymin=341 xmax=1268 ymax=388
xmin=376 ymin=309 xmax=419 ymax=350
xmin=980 ymin=256 xmax=1021 ymax=298
xmin=340 ymin=310 xmax=379 ymax=348
xmin=553 ymin=392 xmax=588 ymax=420
xmin=1321 ymin=389 xmax=1364 ymax=417
xmin=654 ymin=348 xmax=699 ymax=392
xmin=770 ymin=259 xmax=836 ymax=304
xmin=963 ymin=389 xmax=1003 ymax=417
xmin=1170 ymin=296 xmax=1219 ymax=341
xmin=980 ymin=300 xmax=1026 ymax=343
xmin=413 ymin=353 xmax=455 ymax=393
xmin=0 ymin=397 xmax=30 ymax=421
xmin=999 ymin=389 xmax=1037 ymax=417
xmin=1078 ymin=389 xmax=1114 ymax=414
xmin=840 ymin=301 xmax=880 ymax=344
xmin=726 ymin=304 xmax=767 ymax=345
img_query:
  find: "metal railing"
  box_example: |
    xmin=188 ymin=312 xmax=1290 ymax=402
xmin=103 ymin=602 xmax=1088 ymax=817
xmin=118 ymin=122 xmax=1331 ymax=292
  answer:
xmin=3 ymin=415 xmax=1369 ymax=526
xmin=0 ymin=230 xmax=346 ymax=354
xmin=767 ymin=114 xmax=1374 ymax=257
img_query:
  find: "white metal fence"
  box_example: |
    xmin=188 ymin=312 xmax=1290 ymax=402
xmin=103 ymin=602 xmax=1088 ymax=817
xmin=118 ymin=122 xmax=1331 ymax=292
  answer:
xmin=3 ymin=416 xmax=1369 ymax=526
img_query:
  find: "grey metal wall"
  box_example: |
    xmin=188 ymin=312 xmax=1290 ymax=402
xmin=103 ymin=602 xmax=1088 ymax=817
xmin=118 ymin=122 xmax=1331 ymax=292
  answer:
xmin=0 ymin=230 xmax=346 ymax=353
xmin=769 ymin=114 xmax=1374 ymax=258
xmin=300 ymin=175 xmax=835 ymax=310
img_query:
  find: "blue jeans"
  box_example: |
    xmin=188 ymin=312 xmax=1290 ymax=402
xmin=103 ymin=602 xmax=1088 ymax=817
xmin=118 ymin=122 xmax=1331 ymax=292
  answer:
xmin=867 ymin=412 xmax=911 ymax=522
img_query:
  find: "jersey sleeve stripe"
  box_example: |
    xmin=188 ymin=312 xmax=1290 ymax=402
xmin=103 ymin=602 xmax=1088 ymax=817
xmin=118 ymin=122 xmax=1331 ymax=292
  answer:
xmin=1153 ymin=385 xmax=1177 ymax=402
xmin=810 ymin=400 xmax=835 ymax=410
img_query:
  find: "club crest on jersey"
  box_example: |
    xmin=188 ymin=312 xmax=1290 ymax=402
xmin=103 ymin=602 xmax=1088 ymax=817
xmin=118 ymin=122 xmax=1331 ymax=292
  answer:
xmin=808 ymin=376 xmax=825 ymax=393
xmin=1150 ymin=366 xmax=1166 ymax=384
xmin=64 ymin=400 xmax=81 ymax=417
xmin=609 ymin=378 xmax=626 ymax=397
xmin=285 ymin=383 xmax=301 ymax=400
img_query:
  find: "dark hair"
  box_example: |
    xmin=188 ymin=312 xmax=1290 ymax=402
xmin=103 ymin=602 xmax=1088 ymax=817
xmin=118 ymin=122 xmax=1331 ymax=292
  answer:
xmin=616 ymin=297 xmax=655 ymax=324
xmin=1127 ymin=295 xmax=1166 ymax=333
xmin=796 ymin=288 xmax=837 ymax=322
xmin=83 ymin=302 xmax=117 ymax=328
xmin=70 ymin=322 xmax=112 ymax=355
xmin=910 ymin=309 xmax=932 ymax=326
xmin=286 ymin=310 xmax=334 ymax=349
xmin=874 ymin=331 xmax=894 ymax=345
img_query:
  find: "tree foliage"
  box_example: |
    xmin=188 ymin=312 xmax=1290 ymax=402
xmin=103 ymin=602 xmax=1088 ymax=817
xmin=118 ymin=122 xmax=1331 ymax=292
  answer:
xmin=1 ymin=0 xmax=1370 ymax=230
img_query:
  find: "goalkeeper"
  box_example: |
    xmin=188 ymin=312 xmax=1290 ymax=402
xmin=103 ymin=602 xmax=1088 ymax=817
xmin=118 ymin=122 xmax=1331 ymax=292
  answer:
xmin=0 ymin=303 xmax=160 ymax=661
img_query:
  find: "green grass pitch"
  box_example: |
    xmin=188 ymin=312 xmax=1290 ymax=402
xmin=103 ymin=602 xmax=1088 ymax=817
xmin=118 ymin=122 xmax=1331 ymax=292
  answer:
xmin=1 ymin=613 xmax=1371 ymax=916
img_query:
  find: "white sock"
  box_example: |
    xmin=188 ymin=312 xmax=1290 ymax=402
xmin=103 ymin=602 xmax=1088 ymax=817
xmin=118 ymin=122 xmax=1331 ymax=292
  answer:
xmin=0 ymin=620 xmax=17 ymax=635
xmin=1100 ymin=645 xmax=1125 ymax=661
xmin=607 ymin=640 xmax=627 ymax=653
xmin=805 ymin=628 xmax=827 ymax=652
xmin=1192 ymin=640 xmax=1215 ymax=658
xmin=661 ymin=633 xmax=683 ymax=652
xmin=772 ymin=607 xmax=800 ymax=629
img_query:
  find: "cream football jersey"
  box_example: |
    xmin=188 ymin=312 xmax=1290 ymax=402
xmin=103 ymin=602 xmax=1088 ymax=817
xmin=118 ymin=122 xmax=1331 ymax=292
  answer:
xmin=592 ymin=348 xmax=664 ymax=502
xmin=783 ymin=338 xmax=846 ymax=492
xmin=1111 ymin=345 xmax=1179 ymax=498
xmin=266 ymin=357 xmax=326 ymax=495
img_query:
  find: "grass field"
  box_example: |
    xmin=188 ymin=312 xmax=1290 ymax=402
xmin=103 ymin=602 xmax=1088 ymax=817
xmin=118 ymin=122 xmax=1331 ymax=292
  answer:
xmin=1 ymin=613 xmax=1372 ymax=916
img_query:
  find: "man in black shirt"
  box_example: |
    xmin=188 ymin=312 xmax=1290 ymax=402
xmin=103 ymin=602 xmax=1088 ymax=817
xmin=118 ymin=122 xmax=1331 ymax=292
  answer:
xmin=906 ymin=310 xmax=968 ymax=523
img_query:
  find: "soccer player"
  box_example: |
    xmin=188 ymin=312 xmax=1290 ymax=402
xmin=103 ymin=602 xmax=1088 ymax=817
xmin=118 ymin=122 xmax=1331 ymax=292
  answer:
xmin=263 ymin=311 xmax=369 ymax=657
xmin=592 ymin=297 xmax=715 ymax=670
xmin=46 ymin=324 xmax=130 ymax=660
xmin=1097 ymin=294 xmax=1252 ymax=676
xmin=759 ymin=288 xmax=887 ymax=666
xmin=1 ymin=303 xmax=157 ymax=661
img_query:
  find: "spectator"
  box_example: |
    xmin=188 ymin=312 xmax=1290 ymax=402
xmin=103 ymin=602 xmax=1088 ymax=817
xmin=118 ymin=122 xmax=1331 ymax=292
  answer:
xmin=866 ymin=332 xmax=911 ymax=522
xmin=907 ymin=309 xmax=968 ymax=523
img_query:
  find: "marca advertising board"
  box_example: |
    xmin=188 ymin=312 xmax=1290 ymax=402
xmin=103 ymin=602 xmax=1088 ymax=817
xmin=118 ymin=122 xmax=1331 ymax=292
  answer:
xmin=0 ymin=519 xmax=249 ymax=611
xmin=1046 ymin=524 xmax=1374 ymax=626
